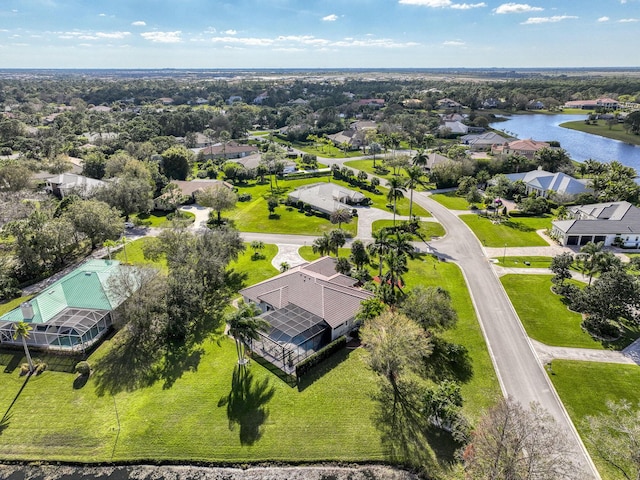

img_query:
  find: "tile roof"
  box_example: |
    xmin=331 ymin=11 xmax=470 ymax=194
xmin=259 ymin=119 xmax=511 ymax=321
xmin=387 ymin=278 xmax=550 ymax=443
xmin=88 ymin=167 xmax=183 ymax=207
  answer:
xmin=239 ymin=257 xmax=374 ymax=329
xmin=553 ymin=202 xmax=640 ymax=235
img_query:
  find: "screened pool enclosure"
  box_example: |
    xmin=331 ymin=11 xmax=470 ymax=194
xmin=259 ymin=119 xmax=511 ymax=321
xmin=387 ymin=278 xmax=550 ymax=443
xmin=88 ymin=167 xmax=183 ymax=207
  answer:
xmin=0 ymin=259 xmax=135 ymax=353
xmin=251 ymin=305 xmax=331 ymax=375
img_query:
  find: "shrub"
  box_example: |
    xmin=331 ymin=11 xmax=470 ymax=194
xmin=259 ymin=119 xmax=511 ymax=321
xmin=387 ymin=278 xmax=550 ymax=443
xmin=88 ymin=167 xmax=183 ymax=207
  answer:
xmin=295 ymin=336 xmax=347 ymax=379
xmin=238 ymin=193 xmax=252 ymax=202
xmin=75 ymin=361 xmax=91 ymax=376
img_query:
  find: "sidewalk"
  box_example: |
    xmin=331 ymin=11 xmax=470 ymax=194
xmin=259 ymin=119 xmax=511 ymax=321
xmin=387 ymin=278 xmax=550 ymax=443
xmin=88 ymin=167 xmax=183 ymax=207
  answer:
xmin=531 ymin=339 xmax=639 ymax=366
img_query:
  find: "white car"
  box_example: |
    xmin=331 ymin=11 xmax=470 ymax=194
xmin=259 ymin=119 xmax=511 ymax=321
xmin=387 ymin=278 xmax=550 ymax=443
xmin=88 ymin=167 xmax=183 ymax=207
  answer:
xmin=124 ymin=221 xmax=135 ymax=229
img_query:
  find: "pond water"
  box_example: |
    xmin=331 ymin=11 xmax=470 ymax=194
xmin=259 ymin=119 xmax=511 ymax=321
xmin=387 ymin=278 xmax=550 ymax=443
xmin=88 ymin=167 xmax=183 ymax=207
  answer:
xmin=491 ymin=113 xmax=640 ymax=172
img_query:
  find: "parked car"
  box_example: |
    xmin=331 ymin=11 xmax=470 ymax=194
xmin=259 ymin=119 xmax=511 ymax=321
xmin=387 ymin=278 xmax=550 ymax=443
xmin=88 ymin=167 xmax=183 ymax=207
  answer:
xmin=124 ymin=221 xmax=135 ymax=229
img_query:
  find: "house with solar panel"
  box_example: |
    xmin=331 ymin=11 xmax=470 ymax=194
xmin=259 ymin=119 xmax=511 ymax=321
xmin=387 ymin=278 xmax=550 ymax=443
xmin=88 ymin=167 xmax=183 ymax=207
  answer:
xmin=0 ymin=259 xmax=137 ymax=353
xmin=238 ymin=257 xmax=374 ymax=373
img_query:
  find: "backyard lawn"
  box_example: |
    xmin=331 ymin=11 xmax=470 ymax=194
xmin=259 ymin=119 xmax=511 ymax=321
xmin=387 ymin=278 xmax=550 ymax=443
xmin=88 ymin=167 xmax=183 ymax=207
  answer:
xmin=549 ymin=361 xmax=640 ymax=480
xmin=230 ymin=243 xmax=279 ymax=286
xmin=371 ymin=220 xmax=445 ymax=240
xmin=430 ymin=192 xmax=470 ymax=211
xmin=460 ymin=213 xmax=552 ymax=247
xmin=0 ymin=295 xmax=34 ymax=316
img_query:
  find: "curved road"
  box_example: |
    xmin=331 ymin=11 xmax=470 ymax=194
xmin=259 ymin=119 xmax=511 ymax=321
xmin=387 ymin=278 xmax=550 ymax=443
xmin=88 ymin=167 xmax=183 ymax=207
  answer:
xmin=412 ymin=192 xmax=599 ymax=478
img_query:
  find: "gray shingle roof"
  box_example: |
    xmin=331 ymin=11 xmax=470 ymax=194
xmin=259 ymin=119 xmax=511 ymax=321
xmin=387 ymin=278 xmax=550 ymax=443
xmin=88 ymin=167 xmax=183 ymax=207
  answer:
xmin=553 ymin=202 xmax=640 ymax=235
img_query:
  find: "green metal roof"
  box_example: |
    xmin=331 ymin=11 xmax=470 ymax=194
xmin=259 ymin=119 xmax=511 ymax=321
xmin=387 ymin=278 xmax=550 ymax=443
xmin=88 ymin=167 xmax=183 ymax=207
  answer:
xmin=0 ymin=259 xmax=126 ymax=324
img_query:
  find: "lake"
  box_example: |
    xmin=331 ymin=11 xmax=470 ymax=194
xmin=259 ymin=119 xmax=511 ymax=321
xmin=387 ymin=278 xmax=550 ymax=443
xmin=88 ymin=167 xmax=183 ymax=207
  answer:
xmin=491 ymin=113 xmax=640 ymax=172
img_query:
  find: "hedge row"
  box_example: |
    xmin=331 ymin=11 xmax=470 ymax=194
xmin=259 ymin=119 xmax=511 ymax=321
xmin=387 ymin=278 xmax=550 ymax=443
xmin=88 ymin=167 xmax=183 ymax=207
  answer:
xmin=295 ymin=335 xmax=347 ymax=379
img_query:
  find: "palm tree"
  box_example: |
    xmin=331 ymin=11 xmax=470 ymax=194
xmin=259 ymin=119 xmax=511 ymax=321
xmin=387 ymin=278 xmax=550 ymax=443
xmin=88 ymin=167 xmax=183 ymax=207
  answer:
xmin=389 ymin=231 xmax=415 ymax=260
xmin=13 ymin=321 xmax=34 ymax=373
xmin=328 ymin=229 xmax=346 ymax=257
xmin=578 ymin=241 xmax=605 ymax=286
xmin=330 ymin=208 xmax=353 ymax=229
xmin=368 ymin=228 xmax=392 ymax=278
xmin=386 ymin=176 xmax=406 ymax=226
xmin=382 ymin=253 xmax=408 ymax=304
xmin=226 ymin=302 xmax=269 ymax=366
xmin=312 ymin=233 xmax=332 ymax=257
xmin=412 ymin=149 xmax=428 ymax=168
xmin=404 ymin=165 xmax=426 ymax=219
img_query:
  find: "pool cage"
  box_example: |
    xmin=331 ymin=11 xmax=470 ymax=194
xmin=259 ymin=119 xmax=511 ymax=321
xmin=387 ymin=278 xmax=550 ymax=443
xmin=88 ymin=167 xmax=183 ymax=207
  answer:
xmin=251 ymin=305 xmax=331 ymax=375
xmin=0 ymin=308 xmax=112 ymax=353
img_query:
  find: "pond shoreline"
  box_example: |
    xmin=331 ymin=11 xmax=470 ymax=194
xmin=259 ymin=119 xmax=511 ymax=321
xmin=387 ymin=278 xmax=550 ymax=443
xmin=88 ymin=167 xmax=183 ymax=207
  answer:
xmin=0 ymin=463 xmax=421 ymax=480
xmin=559 ymin=120 xmax=640 ymax=147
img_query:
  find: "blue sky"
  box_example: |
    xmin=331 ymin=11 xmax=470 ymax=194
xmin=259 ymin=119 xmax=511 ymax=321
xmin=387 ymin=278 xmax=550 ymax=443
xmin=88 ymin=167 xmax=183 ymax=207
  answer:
xmin=0 ymin=0 xmax=638 ymax=68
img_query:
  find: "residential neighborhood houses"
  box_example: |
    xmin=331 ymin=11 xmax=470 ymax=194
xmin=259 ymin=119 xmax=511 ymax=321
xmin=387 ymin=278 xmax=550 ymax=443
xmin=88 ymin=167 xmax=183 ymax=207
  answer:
xmin=2 ymin=72 xmax=640 ymax=479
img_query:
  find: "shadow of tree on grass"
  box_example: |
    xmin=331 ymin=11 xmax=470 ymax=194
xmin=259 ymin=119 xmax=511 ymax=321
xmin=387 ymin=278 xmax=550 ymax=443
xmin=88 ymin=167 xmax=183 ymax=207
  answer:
xmin=424 ymin=336 xmax=473 ymax=384
xmin=218 ymin=365 xmax=275 ymax=445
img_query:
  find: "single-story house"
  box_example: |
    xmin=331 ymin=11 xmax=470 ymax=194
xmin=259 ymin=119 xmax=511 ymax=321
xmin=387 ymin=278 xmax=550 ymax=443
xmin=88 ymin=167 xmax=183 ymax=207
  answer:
xmin=439 ymin=121 xmax=469 ymax=136
xmin=239 ymin=256 xmax=374 ymax=372
xmin=437 ymin=98 xmax=463 ymax=110
xmin=288 ymin=183 xmax=366 ymax=215
xmin=502 ymin=169 xmax=590 ymax=198
xmin=460 ymin=131 xmax=509 ymax=151
xmin=423 ymin=152 xmax=451 ymax=171
xmin=551 ymin=201 xmax=640 ymax=248
xmin=154 ymin=179 xmax=232 ymax=210
xmin=45 ymin=173 xmax=105 ymax=198
xmin=563 ymin=98 xmax=619 ymax=110
xmin=326 ymin=129 xmax=365 ymax=150
xmin=355 ymin=98 xmax=385 ymax=108
xmin=0 ymin=260 xmax=138 ymax=352
xmin=200 ymin=142 xmax=259 ymax=161
xmin=491 ymin=139 xmax=550 ymax=159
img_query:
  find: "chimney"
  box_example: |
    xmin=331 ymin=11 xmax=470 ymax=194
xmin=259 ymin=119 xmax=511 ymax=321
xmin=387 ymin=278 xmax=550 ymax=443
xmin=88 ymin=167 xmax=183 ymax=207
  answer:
xmin=21 ymin=301 xmax=34 ymax=321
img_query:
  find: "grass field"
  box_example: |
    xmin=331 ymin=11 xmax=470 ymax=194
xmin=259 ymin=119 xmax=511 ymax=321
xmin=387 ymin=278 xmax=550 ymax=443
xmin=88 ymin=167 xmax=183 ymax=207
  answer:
xmin=460 ymin=214 xmax=551 ymax=247
xmin=492 ymin=256 xmax=553 ymax=268
xmin=501 ymin=274 xmax=602 ymax=349
xmin=549 ymin=361 xmax=640 ymax=480
xmin=560 ymin=120 xmax=640 ymax=146
xmin=114 ymin=237 xmax=168 ymax=271
xmin=344 ymin=158 xmax=406 ymax=181
xmin=501 ymin=274 xmax=640 ymax=350
xmin=0 ymin=295 xmax=34 ymax=316
xmin=429 ymin=192 xmax=469 ymax=211
xmin=230 ymin=243 xmax=279 ymax=286
xmin=371 ymin=220 xmax=446 ymax=240
xmin=298 ymin=246 xmax=351 ymax=262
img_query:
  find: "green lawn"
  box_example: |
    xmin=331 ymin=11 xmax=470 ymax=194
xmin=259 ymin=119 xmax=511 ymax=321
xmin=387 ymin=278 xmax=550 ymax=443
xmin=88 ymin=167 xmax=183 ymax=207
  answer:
xmin=430 ymin=192 xmax=469 ymax=211
xmin=549 ymin=361 xmax=640 ymax=480
xmin=492 ymin=256 xmax=553 ymax=268
xmin=501 ymin=274 xmax=602 ymax=349
xmin=230 ymin=243 xmax=279 ymax=286
xmin=298 ymin=246 xmax=351 ymax=262
xmin=133 ymin=210 xmax=195 ymax=228
xmin=371 ymin=220 xmax=446 ymax=240
xmin=405 ymin=255 xmax=501 ymax=419
xmin=0 ymin=336 xmax=384 ymax=463
xmin=344 ymin=158 xmax=404 ymax=181
xmin=560 ymin=120 xmax=640 ymax=146
xmin=114 ymin=237 xmax=168 ymax=271
xmin=460 ymin=214 xmax=551 ymax=247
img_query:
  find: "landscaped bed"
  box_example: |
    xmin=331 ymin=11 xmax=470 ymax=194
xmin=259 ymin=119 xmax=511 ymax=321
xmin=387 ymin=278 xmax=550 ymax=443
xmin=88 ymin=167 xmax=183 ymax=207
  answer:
xmin=371 ymin=220 xmax=445 ymax=240
xmin=501 ymin=274 xmax=640 ymax=350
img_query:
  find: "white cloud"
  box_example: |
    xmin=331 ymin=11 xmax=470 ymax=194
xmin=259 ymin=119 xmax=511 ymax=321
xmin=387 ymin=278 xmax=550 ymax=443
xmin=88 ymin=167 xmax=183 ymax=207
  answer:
xmin=207 ymin=33 xmax=419 ymax=49
xmin=399 ymin=0 xmax=451 ymax=5
xmin=521 ymin=15 xmax=578 ymax=24
xmin=96 ymin=31 xmax=130 ymax=39
xmin=495 ymin=3 xmax=544 ymax=14
xmin=131 ymin=21 xmax=146 ymax=26
xmin=322 ymin=14 xmax=339 ymax=21
xmin=619 ymin=18 xmax=639 ymax=22
xmin=597 ymin=16 xmax=610 ymax=22
xmin=451 ymin=3 xmax=486 ymax=9
xmin=99 ymin=13 xmax=106 ymax=17
xmin=141 ymin=31 xmax=182 ymax=43
xmin=399 ymin=0 xmax=485 ymax=8
xmin=443 ymin=40 xmax=466 ymax=45
xmin=224 ymin=29 xmax=237 ymax=35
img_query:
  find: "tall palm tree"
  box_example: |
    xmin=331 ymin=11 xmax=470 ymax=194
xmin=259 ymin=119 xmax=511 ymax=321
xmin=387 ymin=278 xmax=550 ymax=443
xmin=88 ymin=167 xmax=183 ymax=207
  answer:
xmin=328 ymin=229 xmax=346 ymax=257
xmin=382 ymin=253 xmax=408 ymax=304
xmin=404 ymin=165 xmax=426 ymax=219
xmin=226 ymin=302 xmax=269 ymax=366
xmin=368 ymin=228 xmax=392 ymax=278
xmin=312 ymin=233 xmax=332 ymax=257
xmin=13 ymin=321 xmax=34 ymax=373
xmin=389 ymin=231 xmax=415 ymax=260
xmin=386 ymin=177 xmax=407 ymax=226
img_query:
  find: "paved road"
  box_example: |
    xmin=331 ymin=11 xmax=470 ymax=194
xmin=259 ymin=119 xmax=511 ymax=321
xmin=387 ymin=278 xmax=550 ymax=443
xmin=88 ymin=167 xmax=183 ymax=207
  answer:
xmin=412 ymin=191 xmax=600 ymax=478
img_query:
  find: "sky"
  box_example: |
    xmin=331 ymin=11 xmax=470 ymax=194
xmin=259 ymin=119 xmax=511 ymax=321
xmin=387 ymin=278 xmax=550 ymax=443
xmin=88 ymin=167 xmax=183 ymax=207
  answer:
xmin=0 ymin=0 xmax=638 ymax=69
